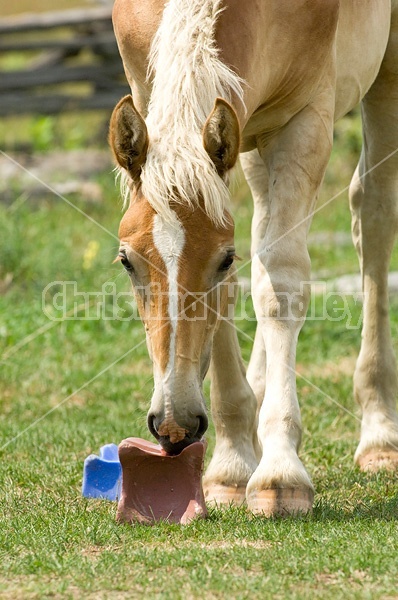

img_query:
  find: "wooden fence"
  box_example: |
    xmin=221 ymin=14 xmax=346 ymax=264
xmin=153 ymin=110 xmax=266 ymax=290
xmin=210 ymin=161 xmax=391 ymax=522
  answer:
xmin=0 ymin=7 xmax=129 ymax=116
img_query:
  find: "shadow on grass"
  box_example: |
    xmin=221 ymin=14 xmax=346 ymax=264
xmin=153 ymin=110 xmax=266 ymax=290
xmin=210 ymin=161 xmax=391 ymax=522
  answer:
xmin=313 ymin=496 xmax=398 ymax=522
xmin=190 ymin=471 xmax=398 ymax=529
xmin=311 ymin=467 xmax=398 ymax=521
xmin=181 ymin=493 xmax=398 ymax=534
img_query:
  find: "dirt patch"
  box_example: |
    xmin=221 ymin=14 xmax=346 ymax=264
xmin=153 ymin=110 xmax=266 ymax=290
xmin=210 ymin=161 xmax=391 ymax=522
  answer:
xmin=198 ymin=539 xmax=273 ymax=550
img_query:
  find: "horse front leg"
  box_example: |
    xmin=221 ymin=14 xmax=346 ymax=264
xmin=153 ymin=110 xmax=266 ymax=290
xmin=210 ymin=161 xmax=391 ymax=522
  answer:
xmin=246 ymin=98 xmax=334 ymax=516
xmin=240 ymin=149 xmax=270 ymax=413
xmin=203 ymin=272 xmax=260 ymax=506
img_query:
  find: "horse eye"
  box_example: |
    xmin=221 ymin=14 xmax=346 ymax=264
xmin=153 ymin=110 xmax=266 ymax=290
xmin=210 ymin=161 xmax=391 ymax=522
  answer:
xmin=119 ymin=253 xmax=134 ymax=273
xmin=219 ymin=254 xmax=235 ymax=272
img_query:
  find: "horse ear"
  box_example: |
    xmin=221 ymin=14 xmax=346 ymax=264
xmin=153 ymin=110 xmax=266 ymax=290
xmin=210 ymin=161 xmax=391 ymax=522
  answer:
xmin=109 ymin=95 xmax=148 ymax=183
xmin=203 ymin=98 xmax=240 ymax=176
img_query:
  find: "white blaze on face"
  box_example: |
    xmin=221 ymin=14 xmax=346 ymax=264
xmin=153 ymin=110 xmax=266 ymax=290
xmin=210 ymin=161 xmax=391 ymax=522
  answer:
xmin=152 ymin=211 xmax=187 ymax=443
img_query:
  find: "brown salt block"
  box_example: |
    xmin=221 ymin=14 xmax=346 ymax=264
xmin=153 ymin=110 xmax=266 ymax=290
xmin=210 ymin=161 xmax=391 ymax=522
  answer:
xmin=116 ymin=437 xmax=208 ymax=525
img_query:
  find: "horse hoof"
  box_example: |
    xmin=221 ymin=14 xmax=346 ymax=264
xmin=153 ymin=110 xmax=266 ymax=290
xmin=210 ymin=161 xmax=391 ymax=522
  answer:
xmin=357 ymin=450 xmax=398 ymax=472
xmin=247 ymin=488 xmax=314 ymax=517
xmin=204 ymin=484 xmax=247 ymax=507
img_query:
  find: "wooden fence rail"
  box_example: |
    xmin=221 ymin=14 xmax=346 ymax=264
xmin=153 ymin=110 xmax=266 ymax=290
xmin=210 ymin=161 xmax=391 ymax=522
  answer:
xmin=0 ymin=7 xmax=129 ymax=116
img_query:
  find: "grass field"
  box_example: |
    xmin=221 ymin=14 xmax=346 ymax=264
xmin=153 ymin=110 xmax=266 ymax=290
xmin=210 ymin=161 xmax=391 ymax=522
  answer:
xmin=1 ymin=99 xmax=398 ymax=600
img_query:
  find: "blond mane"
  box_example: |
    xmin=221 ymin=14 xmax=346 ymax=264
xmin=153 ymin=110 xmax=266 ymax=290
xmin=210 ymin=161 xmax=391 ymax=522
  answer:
xmin=136 ymin=0 xmax=244 ymax=226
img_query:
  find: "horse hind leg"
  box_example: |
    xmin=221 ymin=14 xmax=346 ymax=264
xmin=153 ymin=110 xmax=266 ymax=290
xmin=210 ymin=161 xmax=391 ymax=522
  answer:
xmin=349 ymin=28 xmax=398 ymax=471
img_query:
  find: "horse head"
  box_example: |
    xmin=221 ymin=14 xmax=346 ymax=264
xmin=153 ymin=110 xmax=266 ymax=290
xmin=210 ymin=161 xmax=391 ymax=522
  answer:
xmin=109 ymin=94 xmax=240 ymax=454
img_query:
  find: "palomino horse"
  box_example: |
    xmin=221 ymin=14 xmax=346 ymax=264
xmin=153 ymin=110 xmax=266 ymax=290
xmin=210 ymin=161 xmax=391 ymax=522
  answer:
xmin=109 ymin=0 xmax=398 ymax=516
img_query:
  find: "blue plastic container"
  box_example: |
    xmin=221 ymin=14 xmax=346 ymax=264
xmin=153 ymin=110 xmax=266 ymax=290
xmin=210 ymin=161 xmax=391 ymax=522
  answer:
xmin=82 ymin=443 xmax=122 ymax=501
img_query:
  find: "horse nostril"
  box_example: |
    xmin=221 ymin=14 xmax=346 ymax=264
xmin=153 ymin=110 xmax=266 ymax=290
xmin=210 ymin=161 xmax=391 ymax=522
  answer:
xmin=196 ymin=414 xmax=208 ymax=439
xmin=147 ymin=413 xmax=160 ymax=439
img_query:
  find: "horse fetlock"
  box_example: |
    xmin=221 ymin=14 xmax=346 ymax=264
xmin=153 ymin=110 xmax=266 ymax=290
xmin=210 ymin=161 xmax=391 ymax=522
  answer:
xmin=354 ymin=347 xmax=398 ymax=401
xmin=203 ymin=440 xmax=258 ymax=505
xmin=354 ymin=374 xmax=398 ymax=473
xmin=247 ymin=454 xmax=313 ymax=493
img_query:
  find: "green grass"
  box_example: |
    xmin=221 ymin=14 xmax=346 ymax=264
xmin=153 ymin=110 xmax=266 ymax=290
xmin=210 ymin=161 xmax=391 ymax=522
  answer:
xmin=1 ymin=109 xmax=398 ymax=599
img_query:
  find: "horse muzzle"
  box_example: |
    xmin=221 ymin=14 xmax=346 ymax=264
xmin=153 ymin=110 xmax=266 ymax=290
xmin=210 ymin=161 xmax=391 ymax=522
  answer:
xmin=147 ymin=411 xmax=208 ymax=455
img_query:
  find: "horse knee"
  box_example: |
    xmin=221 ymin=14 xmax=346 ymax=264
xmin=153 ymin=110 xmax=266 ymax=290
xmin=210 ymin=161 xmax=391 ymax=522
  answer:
xmin=252 ymin=254 xmax=311 ymax=322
